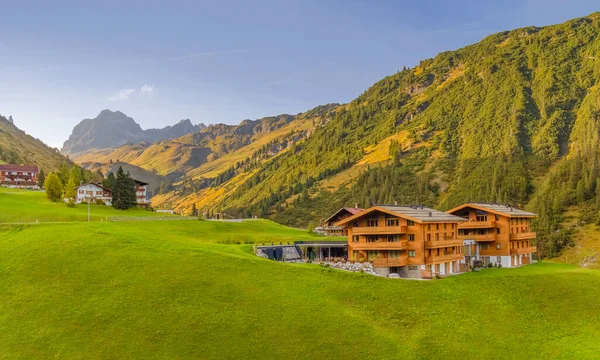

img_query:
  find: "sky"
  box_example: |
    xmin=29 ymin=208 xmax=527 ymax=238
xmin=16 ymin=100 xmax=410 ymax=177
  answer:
xmin=0 ymin=0 xmax=598 ymax=148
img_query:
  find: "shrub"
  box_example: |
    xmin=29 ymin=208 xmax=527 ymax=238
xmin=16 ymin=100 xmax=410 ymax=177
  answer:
xmin=66 ymin=199 xmax=76 ymax=208
xmin=95 ymin=199 xmax=105 ymax=206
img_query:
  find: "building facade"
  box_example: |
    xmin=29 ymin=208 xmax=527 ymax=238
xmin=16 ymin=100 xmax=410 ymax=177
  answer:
xmin=134 ymin=180 xmax=150 ymax=206
xmin=0 ymin=164 xmax=39 ymax=188
xmin=75 ymin=183 xmax=113 ymax=205
xmin=446 ymin=203 xmax=537 ymax=268
xmin=321 ymin=207 xmax=364 ymax=236
xmin=336 ymin=205 xmax=467 ymax=278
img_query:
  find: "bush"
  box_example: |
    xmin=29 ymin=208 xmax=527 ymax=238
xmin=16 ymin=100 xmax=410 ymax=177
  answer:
xmin=66 ymin=199 xmax=76 ymax=208
xmin=95 ymin=199 xmax=105 ymax=205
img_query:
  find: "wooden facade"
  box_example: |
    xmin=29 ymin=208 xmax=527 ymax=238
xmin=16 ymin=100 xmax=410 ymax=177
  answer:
xmin=447 ymin=203 xmax=537 ymax=268
xmin=336 ymin=205 xmax=467 ymax=278
xmin=0 ymin=164 xmax=39 ymax=188
xmin=321 ymin=207 xmax=363 ymax=236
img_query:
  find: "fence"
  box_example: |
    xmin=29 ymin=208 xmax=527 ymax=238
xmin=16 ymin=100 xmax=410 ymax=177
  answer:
xmin=109 ymin=216 xmax=198 ymax=222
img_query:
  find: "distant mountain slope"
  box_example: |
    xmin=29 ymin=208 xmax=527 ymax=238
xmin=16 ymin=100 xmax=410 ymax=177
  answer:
xmin=61 ymin=110 xmax=205 ymax=155
xmin=151 ymin=12 xmax=600 ymax=260
xmin=75 ymin=105 xmax=337 ymax=179
xmin=0 ymin=114 xmax=72 ymax=172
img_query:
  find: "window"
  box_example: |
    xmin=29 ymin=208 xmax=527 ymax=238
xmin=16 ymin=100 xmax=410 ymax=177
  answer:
xmin=496 ymin=243 xmax=501 ymax=250
xmin=427 ymin=224 xmax=431 ymax=231
xmin=407 ymin=220 xmax=415 ymax=226
xmin=96 ymin=191 xmax=102 ymax=195
xmin=408 ymin=234 xmax=415 ymax=242
xmin=444 ymin=223 xmax=447 ymax=230
xmin=389 ymin=250 xmax=401 ymax=258
xmin=496 ymin=228 xmax=500 ymax=234
xmin=435 ymin=233 xmax=439 ymax=241
xmin=451 ymin=223 xmax=455 ymax=229
xmin=386 ymin=218 xmax=399 ymax=227
xmin=476 ymin=215 xmax=488 ymax=222
xmin=408 ymin=250 xmax=416 ymax=257
xmin=427 ymin=234 xmax=431 ymax=241
xmin=408 ymin=265 xmax=419 ymax=270
xmin=367 ymin=251 xmax=378 ymax=260
xmin=352 ymin=222 xmax=359 ymax=227
xmin=366 ymin=235 xmax=378 ymax=242
xmin=387 ymin=235 xmax=400 ymax=242
xmin=480 ymin=243 xmax=489 ymax=250
xmin=352 ymin=235 xmax=359 ymax=242
xmin=366 ymin=219 xmax=378 ymax=227
xmin=495 ymin=214 xmax=499 ymax=221
xmin=497 ymin=256 xmax=502 ymax=263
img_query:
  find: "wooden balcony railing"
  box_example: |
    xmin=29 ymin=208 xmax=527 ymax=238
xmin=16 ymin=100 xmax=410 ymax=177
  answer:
xmin=510 ymin=232 xmax=536 ymax=241
xmin=425 ymin=238 xmax=464 ymax=249
xmin=372 ymin=256 xmax=409 ymax=267
xmin=352 ymin=225 xmax=407 ymax=235
xmin=510 ymin=245 xmax=537 ymax=255
xmin=458 ymin=220 xmax=495 ymax=229
xmin=425 ymin=253 xmax=464 ymax=263
xmin=351 ymin=240 xmax=409 ymax=250
xmin=458 ymin=233 xmax=497 ymax=242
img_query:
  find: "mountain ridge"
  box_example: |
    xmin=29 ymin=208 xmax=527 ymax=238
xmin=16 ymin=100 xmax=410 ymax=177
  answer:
xmin=61 ymin=109 xmax=206 ymax=155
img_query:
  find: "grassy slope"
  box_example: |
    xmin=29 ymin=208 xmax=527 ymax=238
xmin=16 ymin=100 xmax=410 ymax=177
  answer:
xmin=0 ymin=189 xmax=599 ymax=358
xmin=0 ymin=219 xmax=599 ymax=358
xmin=0 ymin=187 xmax=166 ymax=223
xmin=0 ymin=117 xmax=71 ymax=172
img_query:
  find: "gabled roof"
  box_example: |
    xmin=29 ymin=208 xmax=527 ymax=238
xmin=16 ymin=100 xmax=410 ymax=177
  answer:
xmin=446 ymin=203 xmax=537 ymax=218
xmin=335 ymin=205 xmax=467 ymax=226
xmin=0 ymin=164 xmax=39 ymax=172
xmin=133 ymin=179 xmax=149 ymax=186
xmin=75 ymin=182 xmax=112 ymax=192
xmin=324 ymin=207 xmax=364 ymax=224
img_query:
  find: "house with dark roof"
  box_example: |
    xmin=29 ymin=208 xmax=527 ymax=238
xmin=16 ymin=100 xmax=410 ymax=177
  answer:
xmin=75 ymin=178 xmax=150 ymax=207
xmin=335 ymin=204 xmax=467 ymax=278
xmin=0 ymin=164 xmax=40 ymax=189
xmin=446 ymin=203 xmax=537 ymax=268
xmin=321 ymin=206 xmax=364 ymax=236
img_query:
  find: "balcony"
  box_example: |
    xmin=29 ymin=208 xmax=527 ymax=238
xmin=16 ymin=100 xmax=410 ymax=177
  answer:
xmin=352 ymin=240 xmax=408 ymax=250
xmin=425 ymin=238 xmax=464 ymax=249
xmin=372 ymin=256 xmax=408 ymax=267
xmin=352 ymin=225 xmax=407 ymax=235
xmin=458 ymin=233 xmax=497 ymax=242
xmin=510 ymin=246 xmax=537 ymax=255
xmin=458 ymin=220 xmax=495 ymax=229
xmin=425 ymin=253 xmax=464 ymax=263
xmin=510 ymin=232 xmax=536 ymax=241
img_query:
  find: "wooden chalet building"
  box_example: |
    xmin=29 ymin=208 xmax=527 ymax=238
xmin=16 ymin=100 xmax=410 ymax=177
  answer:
xmin=446 ymin=203 xmax=537 ymax=268
xmin=0 ymin=164 xmax=39 ymax=189
xmin=321 ymin=207 xmax=364 ymax=236
xmin=336 ymin=205 xmax=467 ymax=278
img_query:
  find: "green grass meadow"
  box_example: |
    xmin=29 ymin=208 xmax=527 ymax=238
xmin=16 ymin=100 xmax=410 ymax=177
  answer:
xmin=1 ymin=188 xmax=600 ymax=359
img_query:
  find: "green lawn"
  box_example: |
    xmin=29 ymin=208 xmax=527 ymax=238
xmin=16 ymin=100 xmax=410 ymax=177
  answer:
xmin=0 ymin=187 xmax=168 ymax=222
xmin=0 ymin=189 xmax=599 ymax=358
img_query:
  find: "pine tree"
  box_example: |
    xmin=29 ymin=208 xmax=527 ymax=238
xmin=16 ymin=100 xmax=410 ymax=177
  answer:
xmin=44 ymin=173 xmax=63 ymax=202
xmin=191 ymin=203 xmax=198 ymax=217
xmin=112 ymin=167 xmax=136 ymax=210
xmin=37 ymin=169 xmax=45 ymax=188
xmin=102 ymin=172 xmax=116 ymax=190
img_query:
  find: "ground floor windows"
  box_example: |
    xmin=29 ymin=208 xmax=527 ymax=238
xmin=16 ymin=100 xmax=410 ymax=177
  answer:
xmin=408 ymin=265 xmax=419 ymax=270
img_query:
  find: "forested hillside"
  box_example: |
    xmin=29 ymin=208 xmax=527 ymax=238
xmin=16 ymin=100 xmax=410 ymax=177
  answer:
xmin=0 ymin=114 xmax=72 ymax=172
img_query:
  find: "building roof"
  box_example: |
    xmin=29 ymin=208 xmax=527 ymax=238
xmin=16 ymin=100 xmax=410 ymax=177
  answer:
xmin=335 ymin=205 xmax=467 ymax=226
xmin=133 ymin=179 xmax=149 ymax=186
xmin=75 ymin=182 xmax=112 ymax=192
xmin=0 ymin=164 xmax=39 ymax=172
xmin=446 ymin=202 xmax=537 ymax=218
xmin=323 ymin=207 xmax=364 ymax=224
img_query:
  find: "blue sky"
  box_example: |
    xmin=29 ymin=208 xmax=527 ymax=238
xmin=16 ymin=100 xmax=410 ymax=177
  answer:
xmin=0 ymin=0 xmax=598 ymax=148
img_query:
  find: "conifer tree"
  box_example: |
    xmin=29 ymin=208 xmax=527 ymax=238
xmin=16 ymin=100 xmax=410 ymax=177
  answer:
xmin=112 ymin=167 xmax=136 ymax=210
xmin=37 ymin=169 xmax=45 ymax=188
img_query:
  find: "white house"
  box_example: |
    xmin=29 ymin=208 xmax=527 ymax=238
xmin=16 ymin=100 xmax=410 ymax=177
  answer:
xmin=75 ymin=183 xmax=112 ymax=205
xmin=134 ymin=179 xmax=150 ymax=206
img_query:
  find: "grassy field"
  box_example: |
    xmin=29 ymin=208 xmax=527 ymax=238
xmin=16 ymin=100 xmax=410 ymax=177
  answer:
xmin=1 ymin=189 xmax=600 ymax=358
xmin=0 ymin=187 xmax=166 ymax=223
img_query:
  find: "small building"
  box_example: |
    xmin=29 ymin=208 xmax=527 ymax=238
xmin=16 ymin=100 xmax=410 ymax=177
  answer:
xmin=0 ymin=164 xmax=39 ymax=189
xmin=156 ymin=209 xmax=175 ymax=214
xmin=336 ymin=204 xmax=467 ymax=278
xmin=134 ymin=179 xmax=150 ymax=206
xmin=75 ymin=183 xmax=112 ymax=205
xmin=322 ymin=207 xmax=364 ymax=236
xmin=446 ymin=203 xmax=537 ymax=268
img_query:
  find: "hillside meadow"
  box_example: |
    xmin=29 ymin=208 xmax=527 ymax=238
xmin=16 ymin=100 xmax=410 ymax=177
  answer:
xmin=0 ymin=188 xmax=600 ymax=358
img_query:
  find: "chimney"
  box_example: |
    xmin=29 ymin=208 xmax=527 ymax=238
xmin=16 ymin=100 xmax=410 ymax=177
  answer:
xmin=394 ymin=200 xmax=398 ymax=205
xmin=428 ymin=211 xmax=432 ymax=217
xmin=355 ymin=203 xmax=358 ymax=209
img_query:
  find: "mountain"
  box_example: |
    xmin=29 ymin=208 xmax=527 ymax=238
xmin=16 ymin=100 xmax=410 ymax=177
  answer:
xmin=143 ymin=12 xmax=600 ymax=260
xmin=0 ymin=114 xmax=72 ymax=172
xmin=74 ymin=105 xmax=336 ymax=180
xmin=61 ymin=110 xmax=205 ymax=155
